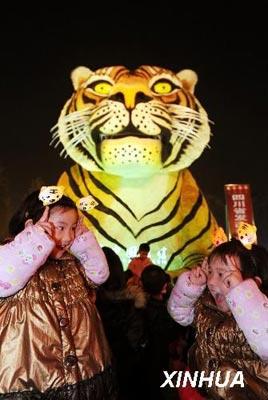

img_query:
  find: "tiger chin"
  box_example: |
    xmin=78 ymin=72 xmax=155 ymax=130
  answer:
xmin=52 ymin=65 xmax=218 ymax=273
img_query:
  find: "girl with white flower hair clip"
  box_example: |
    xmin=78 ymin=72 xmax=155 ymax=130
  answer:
xmin=167 ymin=224 xmax=268 ymax=399
xmin=0 ymin=186 xmax=116 ymax=399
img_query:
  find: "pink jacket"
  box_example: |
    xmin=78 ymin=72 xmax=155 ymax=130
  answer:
xmin=0 ymin=224 xmax=109 ymax=297
xmin=168 ymin=270 xmax=268 ymax=361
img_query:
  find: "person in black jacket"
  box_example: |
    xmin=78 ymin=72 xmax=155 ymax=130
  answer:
xmin=96 ymin=247 xmax=147 ymax=400
xmin=141 ymin=264 xmax=188 ymax=400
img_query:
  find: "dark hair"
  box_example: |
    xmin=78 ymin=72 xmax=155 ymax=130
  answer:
xmin=208 ymin=239 xmax=268 ymax=291
xmin=102 ymin=247 xmax=125 ymax=291
xmin=141 ymin=264 xmax=169 ymax=295
xmin=124 ymin=269 xmax=134 ymax=282
xmin=9 ymin=190 xmax=77 ymax=236
xmin=138 ymin=243 xmax=150 ymax=253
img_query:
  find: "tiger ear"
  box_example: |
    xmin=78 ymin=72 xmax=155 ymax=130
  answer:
xmin=71 ymin=66 xmax=93 ymax=90
xmin=176 ymin=69 xmax=198 ymax=94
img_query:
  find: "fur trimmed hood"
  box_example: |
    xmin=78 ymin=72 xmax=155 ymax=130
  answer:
xmin=98 ymin=284 xmax=147 ymax=309
xmin=125 ymin=283 xmax=147 ymax=308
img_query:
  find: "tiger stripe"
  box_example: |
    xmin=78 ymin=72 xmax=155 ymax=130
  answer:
xmin=58 ymin=164 xmax=216 ymax=271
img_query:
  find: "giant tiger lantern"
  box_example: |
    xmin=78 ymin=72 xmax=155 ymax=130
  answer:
xmin=52 ymin=65 xmax=217 ymax=272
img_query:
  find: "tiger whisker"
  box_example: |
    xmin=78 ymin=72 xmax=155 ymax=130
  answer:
xmin=171 ymin=124 xmax=201 ymax=141
xmin=169 ymin=105 xmax=213 ymax=125
xmin=51 ymin=109 xmax=91 ymax=130
xmin=51 ymin=138 xmax=62 ymax=149
xmin=51 ymin=119 xmax=90 ymax=142
xmin=64 ymin=132 xmax=86 ymax=151
xmin=60 ymin=148 xmax=68 ymax=157
xmin=50 ymin=134 xmax=60 ymax=146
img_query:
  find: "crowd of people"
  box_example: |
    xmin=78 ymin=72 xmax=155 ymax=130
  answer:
xmin=1 ymin=188 xmax=268 ymax=399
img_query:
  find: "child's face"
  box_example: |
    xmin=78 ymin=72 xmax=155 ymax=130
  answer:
xmin=48 ymin=207 xmax=78 ymax=259
xmin=207 ymin=255 xmax=241 ymax=313
xmin=139 ymin=250 xmax=148 ymax=259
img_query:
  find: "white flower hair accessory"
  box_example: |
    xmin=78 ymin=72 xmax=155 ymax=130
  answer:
xmin=38 ymin=186 xmax=65 ymax=206
xmin=76 ymin=195 xmax=98 ymax=212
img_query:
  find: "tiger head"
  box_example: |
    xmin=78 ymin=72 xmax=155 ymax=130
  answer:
xmin=76 ymin=195 xmax=99 ymax=212
xmin=237 ymin=222 xmax=257 ymax=250
xmin=52 ymin=65 xmax=211 ymax=178
xmin=38 ymin=185 xmax=65 ymax=206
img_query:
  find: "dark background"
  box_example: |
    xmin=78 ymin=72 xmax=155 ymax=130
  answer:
xmin=0 ymin=6 xmax=267 ymax=244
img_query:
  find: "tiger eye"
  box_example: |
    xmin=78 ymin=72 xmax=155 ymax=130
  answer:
xmin=93 ymin=82 xmax=112 ymax=95
xmin=153 ymin=81 xmax=172 ymax=94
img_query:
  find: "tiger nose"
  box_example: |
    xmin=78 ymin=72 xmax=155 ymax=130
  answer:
xmin=109 ymin=91 xmax=152 ymax=109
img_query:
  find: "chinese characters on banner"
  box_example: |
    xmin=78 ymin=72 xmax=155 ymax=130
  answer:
xmin=224 ymin=184 xmax=255 ymax=240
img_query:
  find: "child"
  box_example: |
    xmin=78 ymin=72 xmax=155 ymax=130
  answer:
xmin=127 ymin=243 xmax=151 ymax=278
xmin=168 ymin=239 xmax=268 ymax=400
xmin=0 ymin=189 xmax=116 ymax=399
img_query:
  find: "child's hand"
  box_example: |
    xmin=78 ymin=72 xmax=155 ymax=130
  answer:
xmin=223 ymin=270 xmax=243 ymax=292
xmin=34 ymin=207 xmax=54 ymax=238
xmin=222 ymin=255 xmax=243 ymax=292
xmin=200 ymin=257 xmax=209 ymax=276
xmin=75 ymin=216 xmax=89 ymax=238
xmin=189 ymin=266 xmax=207 ymax=286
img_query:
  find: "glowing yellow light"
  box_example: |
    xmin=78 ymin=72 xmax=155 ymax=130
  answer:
xmin=93 ymin=82 xmax=112 ymax=95
xmin=153 ymin=81 xmax=172 ymax=94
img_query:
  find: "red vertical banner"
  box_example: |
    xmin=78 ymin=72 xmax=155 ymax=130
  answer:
xmin=224 ymin=184 xmax=255 ymax=240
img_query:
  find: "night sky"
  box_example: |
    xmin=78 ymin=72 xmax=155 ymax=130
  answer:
xmin=0 ymin=7 xmax=267 ymax=243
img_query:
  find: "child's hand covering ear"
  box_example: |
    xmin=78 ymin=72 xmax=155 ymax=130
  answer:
xmin=75 ymin=216 xmax=89 ymax=238
xmin=33 ymin=207 xmax=54 ymax=238
xmin=189 ymin=265 xmax=207 ymax=286
xmin=222 ymin=255 xmax=243 ymax=292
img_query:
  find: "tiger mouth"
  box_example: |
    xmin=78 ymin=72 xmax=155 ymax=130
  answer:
xmin=92 ymin=128 xmax=172 ymax=163
xmin=99 ymin=133 xmax=162 ymax=141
